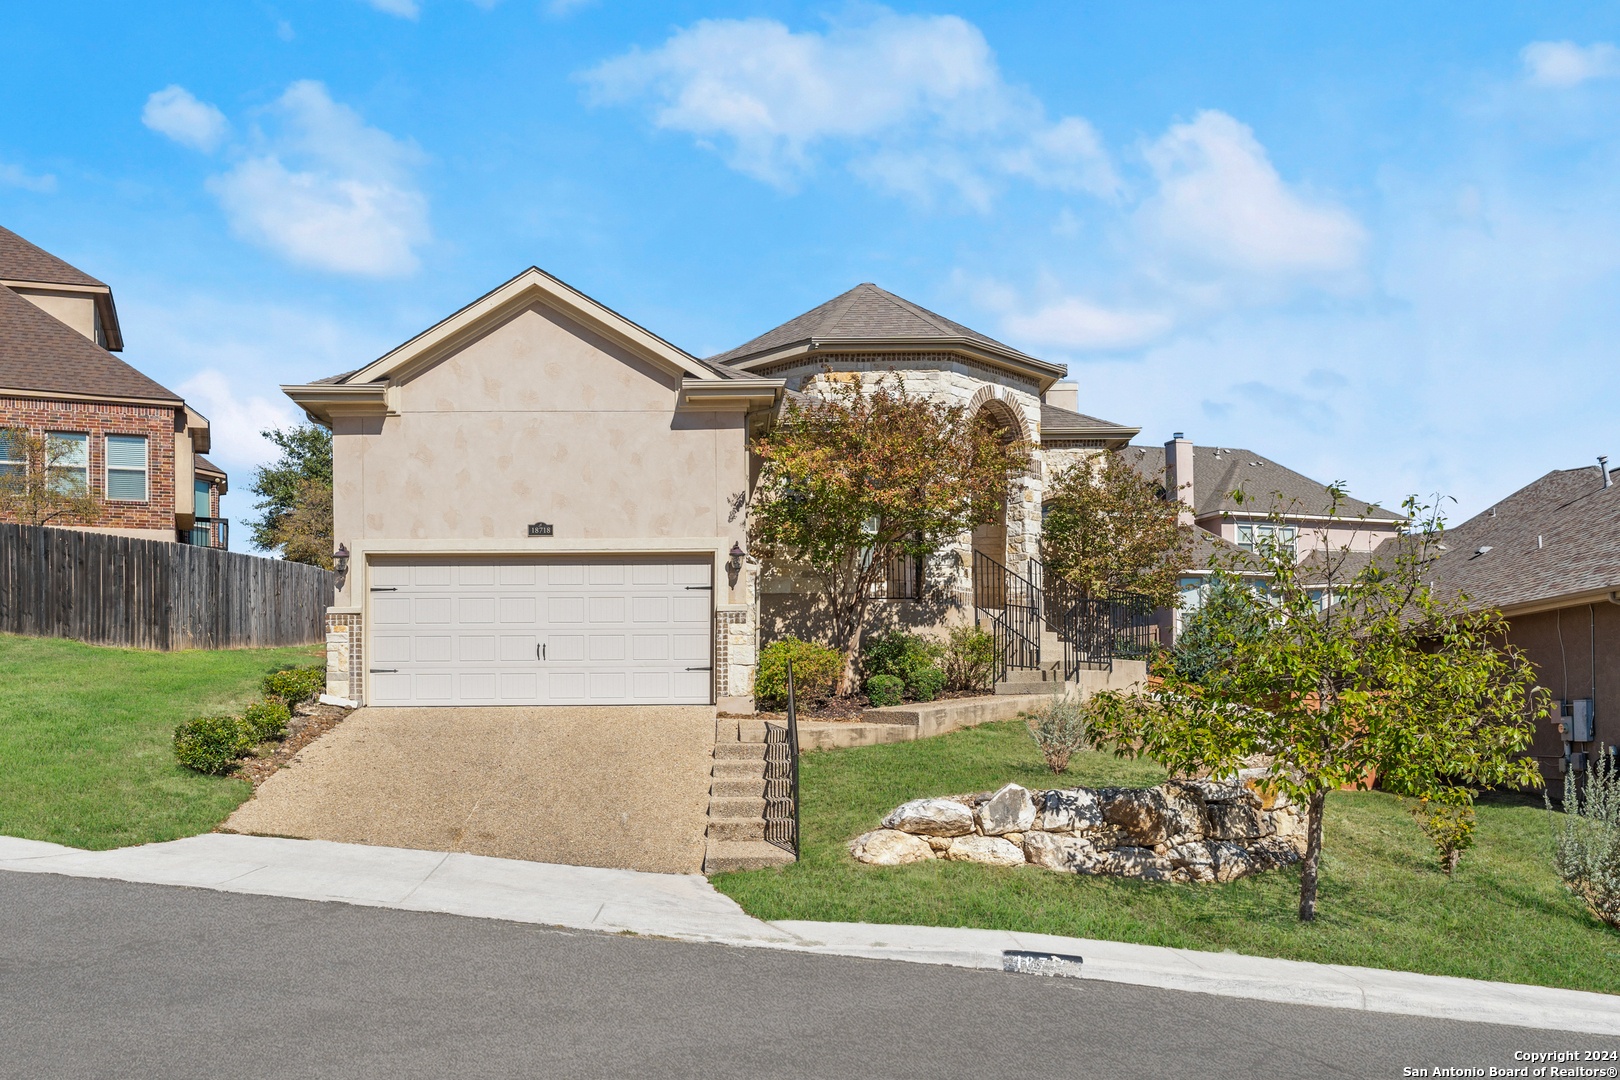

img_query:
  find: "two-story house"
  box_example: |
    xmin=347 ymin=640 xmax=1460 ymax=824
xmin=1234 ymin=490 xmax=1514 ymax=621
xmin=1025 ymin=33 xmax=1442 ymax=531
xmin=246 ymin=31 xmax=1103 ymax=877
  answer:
xmin=0 ymin=225 xmax=226 ymax=545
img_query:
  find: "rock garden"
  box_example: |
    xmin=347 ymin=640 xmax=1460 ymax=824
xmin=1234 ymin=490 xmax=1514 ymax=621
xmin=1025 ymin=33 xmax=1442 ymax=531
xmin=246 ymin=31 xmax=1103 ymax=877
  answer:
xmin=851 ymin=776 xmax=1308 ymax=883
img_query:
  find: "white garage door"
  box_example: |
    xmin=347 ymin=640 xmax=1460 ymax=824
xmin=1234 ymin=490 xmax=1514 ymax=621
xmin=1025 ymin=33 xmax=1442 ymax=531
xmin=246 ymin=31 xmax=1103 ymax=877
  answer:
xmin=366 ymin=556 xmax=713 ymax=706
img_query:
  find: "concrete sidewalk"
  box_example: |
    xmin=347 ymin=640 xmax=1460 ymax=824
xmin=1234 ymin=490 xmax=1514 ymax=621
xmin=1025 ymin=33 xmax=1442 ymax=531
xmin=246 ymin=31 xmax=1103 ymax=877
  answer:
xmin=2 ymin=833 xmax=1614 ymax=1036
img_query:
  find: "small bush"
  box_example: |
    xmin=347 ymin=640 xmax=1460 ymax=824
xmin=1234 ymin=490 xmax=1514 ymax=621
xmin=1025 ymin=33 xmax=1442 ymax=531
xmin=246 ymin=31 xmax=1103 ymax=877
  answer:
xmin=942 ymin=625 xmax=998 ymax=692
xmin=1024 ymin=691 xmax=1092 ymax=774
xmin=262 ymin=666 xmax=325 ymax=708
xmin=755 ymin=638 xmax=843 ymax=706
xmin=1408 ymin=793 xmax=1476 ymax=874
xmin=865 ymin=674 xmax=904 ymax=708
xmin=1548 ymin=746 xmax=1620 ymax=928
xmin=173 ymin=716 xmax=252 ymax=776
xmin=909 ymin=665 xmax=946 ymax=702
xmin=242 ymin=699 xmax=291 ymax=744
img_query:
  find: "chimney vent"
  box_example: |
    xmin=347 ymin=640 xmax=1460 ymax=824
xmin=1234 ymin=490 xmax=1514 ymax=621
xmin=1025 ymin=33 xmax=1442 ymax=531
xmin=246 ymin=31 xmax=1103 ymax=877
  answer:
xmin=1601 ymin=455 xmax=1612 ymax=488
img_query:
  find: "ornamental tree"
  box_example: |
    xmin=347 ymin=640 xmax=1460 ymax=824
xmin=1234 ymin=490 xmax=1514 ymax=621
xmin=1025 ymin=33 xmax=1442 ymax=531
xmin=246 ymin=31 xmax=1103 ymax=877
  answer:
xmin=1040 ymin=450 xmax=1190 ymax=609
xmin=0 ymin=427 xmax=101 ymax=528
xmin=748 ymin=373 xmax=1030 ymax=691
xmin=248 ymin=423 xmax=332 ymax=566
xmin=1085 ymin=492 xmax=1546 ymax=921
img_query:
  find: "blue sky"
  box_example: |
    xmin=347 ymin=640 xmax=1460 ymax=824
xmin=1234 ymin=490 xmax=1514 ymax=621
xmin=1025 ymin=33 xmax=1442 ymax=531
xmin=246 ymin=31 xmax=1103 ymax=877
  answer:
xmin=4 ymin=1 xmax=1619 ymax=543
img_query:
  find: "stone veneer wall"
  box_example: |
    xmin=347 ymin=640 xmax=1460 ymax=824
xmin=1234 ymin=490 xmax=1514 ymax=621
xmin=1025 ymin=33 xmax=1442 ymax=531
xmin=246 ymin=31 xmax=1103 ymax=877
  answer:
xmin=851 ymin=779 xmax=1308 ymax=884
xmin=716 ymin=607 xmax=756 ymax=702
xmin=324 ymin=611 xmax=363 ymax=704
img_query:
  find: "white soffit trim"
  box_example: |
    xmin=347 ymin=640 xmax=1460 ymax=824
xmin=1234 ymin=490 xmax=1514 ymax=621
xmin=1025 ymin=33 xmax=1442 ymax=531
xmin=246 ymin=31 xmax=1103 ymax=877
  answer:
xmin=347 ymin=267 xmax=718 ymax=387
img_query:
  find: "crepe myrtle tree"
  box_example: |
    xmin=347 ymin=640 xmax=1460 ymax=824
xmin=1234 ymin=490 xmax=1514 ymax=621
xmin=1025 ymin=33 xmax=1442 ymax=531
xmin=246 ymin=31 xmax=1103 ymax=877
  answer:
xmin=748 ymin=373 xmax=1030 ymax=692
xmin=1084 ymin=490 xmax=1546 ymax=921
xmin=1040 ymin=449 xmax=1190 ymax=609
xmin=0 ymin=427 xmax=101 ymax=527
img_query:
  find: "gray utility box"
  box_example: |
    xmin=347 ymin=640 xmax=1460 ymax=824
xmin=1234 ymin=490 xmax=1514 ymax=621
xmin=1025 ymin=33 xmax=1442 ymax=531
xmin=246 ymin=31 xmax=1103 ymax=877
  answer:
xmin=1558 ymin=698 xmax=1596 ymax=742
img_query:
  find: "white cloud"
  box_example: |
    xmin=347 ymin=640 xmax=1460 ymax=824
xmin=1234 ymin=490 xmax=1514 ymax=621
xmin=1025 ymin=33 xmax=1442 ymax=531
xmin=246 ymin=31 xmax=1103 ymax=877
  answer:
xmin=1137 ymin=110 xmax=1365 ymax=282
xmin=1521 ymin=40 xmax=1620 ymax=88
xmin=204 ymin=81 xmax=430 ymax=277
xmin=361 ymin=0 xmax=420 ymax=18
xmin=142 ymin=86 xmax=231 ymax=152
xmin=177 ymin=369 xmax=303 ymax=478
xmin=0 ymin=161 xmax=57 ymax=193
xmin=547 ymin=0 xmax=594 ymax=13
xmin=1001 ymin=298 xmax=1174 ymax=351
xmin=580 ymin=9 xmax=1115 ymax=203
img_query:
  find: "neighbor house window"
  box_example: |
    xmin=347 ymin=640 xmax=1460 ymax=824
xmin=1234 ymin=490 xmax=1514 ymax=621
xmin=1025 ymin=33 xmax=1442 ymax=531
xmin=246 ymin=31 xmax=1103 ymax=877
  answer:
xmin=189 ymin=480 xmax=213 ymax=545
xmin=47 ymin=433 xmax=89 ymax=495
xmin=106 ymin=434 xmax=148 ymax=501
xmin=1236 ymin=523 xmax=1297 ymax=557
xmin=1178 ymin=576 xmax=1207 ymax=613
xmin=0 ymin=430 xmax=21 ymax=478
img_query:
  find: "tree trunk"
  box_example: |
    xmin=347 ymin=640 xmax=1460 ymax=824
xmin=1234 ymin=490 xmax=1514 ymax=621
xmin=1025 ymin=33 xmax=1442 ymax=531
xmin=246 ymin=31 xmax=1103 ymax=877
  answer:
xmin=1296 ymin=790 xmax=1328 ymax=921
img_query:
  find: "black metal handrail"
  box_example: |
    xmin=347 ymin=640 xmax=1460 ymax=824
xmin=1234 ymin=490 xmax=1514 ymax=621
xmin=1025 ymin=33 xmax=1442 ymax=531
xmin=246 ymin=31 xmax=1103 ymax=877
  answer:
xmin=762 ymin=659 xmax=800 ymax=858
xmin=1058 ymin=588 xmax=1155 ymax=678
xmin=972 ymin=550 xmax=1043 ymax=682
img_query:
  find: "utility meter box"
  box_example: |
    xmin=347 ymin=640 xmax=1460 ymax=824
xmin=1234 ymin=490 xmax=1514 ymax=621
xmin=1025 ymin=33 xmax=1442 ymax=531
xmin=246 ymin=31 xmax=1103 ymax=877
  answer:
xmin=1571 ymin=699 xmax=1595 ymax=742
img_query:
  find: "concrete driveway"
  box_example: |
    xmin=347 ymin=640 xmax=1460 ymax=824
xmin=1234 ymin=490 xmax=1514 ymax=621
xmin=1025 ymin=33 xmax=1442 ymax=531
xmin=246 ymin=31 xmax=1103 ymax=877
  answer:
xmin=223 ymin=705 xmax=716 ymax=874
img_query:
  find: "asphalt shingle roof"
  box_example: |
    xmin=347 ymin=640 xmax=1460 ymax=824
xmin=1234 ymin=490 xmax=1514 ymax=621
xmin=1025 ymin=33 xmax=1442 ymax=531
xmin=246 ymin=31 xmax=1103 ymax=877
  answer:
xmin=705 ymin=283 xmax=1040 ymax=367
xmin=0 ymin=284 xmax=179 ymax=402
xmin=1124 ymin=444 xmax=1400 ymax=522
xmin=0 ymin=225 xmax=107 ymax=288
xmin=1040 ymin=402 xmax=1137 ymax=436
xmin=1426 ymin=464 xmax=1620 ymax=611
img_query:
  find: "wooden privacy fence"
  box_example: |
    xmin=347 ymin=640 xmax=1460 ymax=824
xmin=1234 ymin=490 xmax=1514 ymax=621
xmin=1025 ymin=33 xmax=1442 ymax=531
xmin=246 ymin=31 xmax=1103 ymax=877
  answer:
xmin=0 ymin=522 xmax=335 ymax=650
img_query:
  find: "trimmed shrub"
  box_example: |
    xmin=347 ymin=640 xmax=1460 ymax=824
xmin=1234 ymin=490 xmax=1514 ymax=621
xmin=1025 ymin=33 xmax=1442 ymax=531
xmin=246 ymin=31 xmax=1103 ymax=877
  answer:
xmin=242 ymin=699 xmax=291 ymax=744
xmin=173 ymin=716 xmax=252 ymax=776
xmin=865 ymin=674 xmax=904 ymax=708
xmin=942 ymin=625 xmax=998 ymax=692
xmin=262 ymin=666 xmax=325 ymax=708
xmin=755 ymin=638 xmax=843 ymax=706
xmin=1024 ymin=691 xmax=1092 ymax=774
xmin=910 ymin=665 xmax=946 ymax=702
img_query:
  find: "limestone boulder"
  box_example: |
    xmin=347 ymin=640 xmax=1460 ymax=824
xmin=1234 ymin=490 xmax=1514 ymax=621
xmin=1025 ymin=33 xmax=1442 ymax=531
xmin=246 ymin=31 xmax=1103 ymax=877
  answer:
xmin=1024 ymin=831 xmax=1103 ymax=874
xmin=1035 ymin=788 xmax=1104 ymax=833
xmin=850 ymin=829 xmax=935 ymax=866
xmin=976 ymin=783 xmax=1038 ymax=836
xmin=1269 ymin=805 xmax=1308 ymax=852
xmin=1102 ymin=788 xmax=1170 ymax=846
xmin=1248 ymin=837 xmax=1304 ymax=871
xmin=1211 ymin=841 xmax=1254 ymax=882
xmin=944 ymin=835 xmax=1027 ymax=867
xmin=882 ymin=798 xmax=976 ymax=837
xmin=1189 ymin=780 xmax=1261 ymax=808
xmin=1160 ymin=782 xmax=1210 ymax=845
xmin=1101 ymin=847 xmax=1177 ymax=881
xmin=1206 ymin=802 xmax=1274 ymax=841
xmin=1166 ymin=840 xmax=1213 ymax=870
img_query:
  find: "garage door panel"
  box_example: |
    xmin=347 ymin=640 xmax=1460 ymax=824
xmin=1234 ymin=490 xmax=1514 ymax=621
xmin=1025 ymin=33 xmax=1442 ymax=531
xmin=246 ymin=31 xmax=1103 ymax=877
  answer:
xmin=370 ymin=556 xmax=711 ymax=706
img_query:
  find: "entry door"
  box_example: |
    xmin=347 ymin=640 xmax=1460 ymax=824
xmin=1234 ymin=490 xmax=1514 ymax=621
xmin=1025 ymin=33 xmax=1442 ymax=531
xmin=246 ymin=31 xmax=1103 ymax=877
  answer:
xmin=367 ymin=556 xmax=713 ymax=706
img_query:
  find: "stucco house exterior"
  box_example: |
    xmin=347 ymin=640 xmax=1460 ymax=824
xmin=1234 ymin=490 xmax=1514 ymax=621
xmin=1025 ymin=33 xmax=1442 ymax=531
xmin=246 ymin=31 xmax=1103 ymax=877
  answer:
xmin=283 ymin=270 xmax=1139 ymax=710
xmin=0 ymin=225 xmax=226 ymax=544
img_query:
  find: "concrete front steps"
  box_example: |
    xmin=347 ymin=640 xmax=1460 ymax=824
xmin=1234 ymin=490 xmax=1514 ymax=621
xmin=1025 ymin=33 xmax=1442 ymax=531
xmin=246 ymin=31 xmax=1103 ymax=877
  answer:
xmin=702 ymin=721 xmax=795 ymax=873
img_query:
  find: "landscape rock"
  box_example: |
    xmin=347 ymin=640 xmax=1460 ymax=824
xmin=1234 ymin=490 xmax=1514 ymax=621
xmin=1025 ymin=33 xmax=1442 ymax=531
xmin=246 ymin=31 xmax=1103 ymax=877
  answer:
xmin=883 ymin=798 xmax=976 ymax=837
xmin=1160 ymin=782 xmax=1210 ymax=846
xmin=1190 ymin=780 xmax=1261 ymax=808
xmin=1248 ymin=837 xmax=1304 ymax=871
xmin=1035 ymin=788 xmax=1104 ymax=833
xmin=1102 ymin=788 xmax=1170 ymax=846
xmin=944 ymin=835 xmax=1026 ymax=866
xmin=1101 ymin=847 xmax=1177 ymax=881
xmin=849 ymin=829 xmax=935 ymax=865
xmin=976 ymin=783 xmax=1038 ymax=835
xmin=1211 ymin=842 xmax=1254 ymax=882
xmin=923 ymin=835 xmax=954 ymax=852
xmin=1206 ymin=802 xmax=1274 ymax=841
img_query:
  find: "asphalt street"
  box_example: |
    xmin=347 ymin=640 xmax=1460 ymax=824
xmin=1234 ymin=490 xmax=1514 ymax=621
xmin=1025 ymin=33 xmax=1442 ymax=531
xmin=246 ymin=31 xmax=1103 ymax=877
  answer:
xmin=1 ymin=872 xmax=1614 ymax=1080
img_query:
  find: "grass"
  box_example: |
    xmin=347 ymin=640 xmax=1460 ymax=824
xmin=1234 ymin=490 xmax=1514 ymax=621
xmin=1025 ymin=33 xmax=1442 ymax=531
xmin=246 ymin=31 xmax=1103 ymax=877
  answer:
xmin=711 ymin=719 xmax=1620 ymax=996
xmin=0 ymin=633 xmax=323 ymax=850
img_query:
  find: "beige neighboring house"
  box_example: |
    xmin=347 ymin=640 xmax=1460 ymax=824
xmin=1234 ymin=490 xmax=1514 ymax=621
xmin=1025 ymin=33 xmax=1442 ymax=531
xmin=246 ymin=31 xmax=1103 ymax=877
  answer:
xmin=283 ymin=272 xmax=1140 ymax=711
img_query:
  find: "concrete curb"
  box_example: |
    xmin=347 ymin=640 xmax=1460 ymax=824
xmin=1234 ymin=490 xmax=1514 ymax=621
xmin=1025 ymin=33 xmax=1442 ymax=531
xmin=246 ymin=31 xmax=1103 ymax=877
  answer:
xmin=3 ymin=834 xmax=1615 ymax=1036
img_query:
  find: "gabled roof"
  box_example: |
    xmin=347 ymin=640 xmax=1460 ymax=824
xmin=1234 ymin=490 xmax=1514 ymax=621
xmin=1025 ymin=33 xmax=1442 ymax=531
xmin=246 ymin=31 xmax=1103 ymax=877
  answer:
xmin=1427 ymin=463 xmax=1620 ymax=613
xmin=0 ymin=284 xmax=178 ymax=403
xmin=314 ymin=266 xmax=731 ymax=387
xmin=705 ymin=282 xmax=1067 ymax=383
xmin=1125 ymin=444 xmax=1401 ymax=522
xmin=0 ymin=225 xmax=106 ymax=288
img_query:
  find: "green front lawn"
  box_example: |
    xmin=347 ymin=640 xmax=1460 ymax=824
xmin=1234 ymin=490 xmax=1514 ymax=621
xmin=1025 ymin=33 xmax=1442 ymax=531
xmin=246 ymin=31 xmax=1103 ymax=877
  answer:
xmin=711 ymin=719 xmax=1620 ymax=996
xmin=0 ymin=634 xmax=323 ymax=850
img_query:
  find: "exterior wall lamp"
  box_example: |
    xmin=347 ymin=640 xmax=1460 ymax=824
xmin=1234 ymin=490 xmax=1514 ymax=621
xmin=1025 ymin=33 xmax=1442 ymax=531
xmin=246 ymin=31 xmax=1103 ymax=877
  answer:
xmin=333 ymin=543 xmax=350 ymax=575
xmin=728 ymin=542 xmax=745 ymax=572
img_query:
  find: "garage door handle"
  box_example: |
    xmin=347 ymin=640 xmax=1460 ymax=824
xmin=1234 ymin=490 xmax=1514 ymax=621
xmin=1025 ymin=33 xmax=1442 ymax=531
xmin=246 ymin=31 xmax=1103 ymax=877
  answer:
xmin=370 ymin=587 xmax=397 ymax=592
xmin=686 ymin=667 xmax=712 ymax=672
xmin=684 ymin=585 xmax=712 ymax=590
xmin=537 ymin=643 xmax=546 ymax=661
xmin=369 ymin=668 xmax=398 ymax=673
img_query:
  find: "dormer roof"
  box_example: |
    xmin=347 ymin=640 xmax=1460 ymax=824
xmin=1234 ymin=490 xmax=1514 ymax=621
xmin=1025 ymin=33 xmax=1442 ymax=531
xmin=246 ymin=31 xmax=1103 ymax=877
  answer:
xmin=706 ymin=282 xmax=1068 ymax=387
xmin=0 ymin=284 xmax=177 ymax=403
xmin=0 ymin=225 xmax=123 ymax=350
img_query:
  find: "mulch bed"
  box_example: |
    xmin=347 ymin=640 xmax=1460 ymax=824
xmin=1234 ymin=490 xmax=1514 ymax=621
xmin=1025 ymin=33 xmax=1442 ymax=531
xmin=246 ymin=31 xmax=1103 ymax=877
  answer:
xmin=233 ymin=702 xmax=355 ymax=788
xmin=724 ymin=688 xmax=995 ymax=724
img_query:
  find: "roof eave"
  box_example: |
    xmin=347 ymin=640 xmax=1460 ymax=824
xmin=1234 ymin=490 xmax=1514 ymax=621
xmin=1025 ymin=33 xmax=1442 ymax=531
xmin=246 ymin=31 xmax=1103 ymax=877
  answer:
xmin=726 ymin=337 xmax=1067 ymax=386
xmin=281 ymin=383 xmax=393 ymax=428
xmin=677 ymin=378 xmax=785 ymax=412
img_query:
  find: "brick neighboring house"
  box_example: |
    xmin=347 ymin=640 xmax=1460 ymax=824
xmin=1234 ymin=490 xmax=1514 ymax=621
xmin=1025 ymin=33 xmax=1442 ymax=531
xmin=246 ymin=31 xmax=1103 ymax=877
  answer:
xmin=1424 ymin=459 xmax=1620 ymax=790
xmin=0 ymin=225 xmax=225 ymax=545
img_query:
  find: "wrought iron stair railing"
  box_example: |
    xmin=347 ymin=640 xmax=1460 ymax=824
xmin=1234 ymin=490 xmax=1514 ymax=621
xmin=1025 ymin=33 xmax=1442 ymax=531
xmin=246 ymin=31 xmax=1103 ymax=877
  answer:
xmin=972 ymin=550 xmax=1043 ymax=682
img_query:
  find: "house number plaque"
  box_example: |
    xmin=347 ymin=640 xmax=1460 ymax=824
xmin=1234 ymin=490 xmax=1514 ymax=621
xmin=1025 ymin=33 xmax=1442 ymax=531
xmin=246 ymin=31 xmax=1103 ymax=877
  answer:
xmin=527 ymin=522 xmax=554 ymax=536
